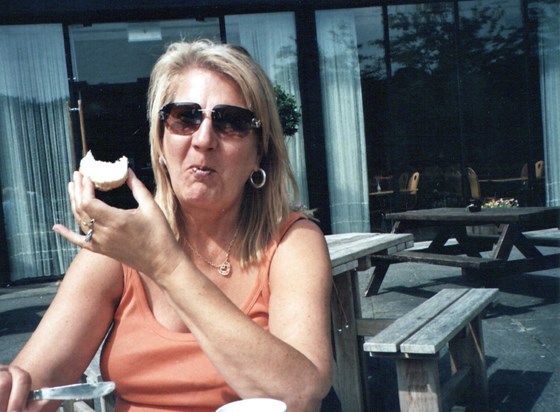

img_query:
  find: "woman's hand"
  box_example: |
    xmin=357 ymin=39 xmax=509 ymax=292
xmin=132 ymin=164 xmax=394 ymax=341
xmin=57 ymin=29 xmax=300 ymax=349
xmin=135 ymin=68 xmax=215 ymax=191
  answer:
xmin=52 ymin=169 xmax=183 ymax=279
xmin=0 ymin=365 xmax=47 ymax=412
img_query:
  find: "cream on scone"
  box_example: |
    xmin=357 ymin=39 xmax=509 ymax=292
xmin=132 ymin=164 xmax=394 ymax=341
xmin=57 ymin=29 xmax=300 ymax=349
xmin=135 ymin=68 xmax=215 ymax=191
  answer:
xmin=79 ymin=150 xmax=129 ymax=191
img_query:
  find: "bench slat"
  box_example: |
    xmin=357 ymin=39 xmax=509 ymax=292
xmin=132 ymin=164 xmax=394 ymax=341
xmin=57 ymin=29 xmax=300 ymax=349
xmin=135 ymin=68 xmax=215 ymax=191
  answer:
xmin=363 ymin=289 xmax=469 ymax=353
xmin=400 ymin=288 xmax=498 ymax=354
xmin=372 ymin=250 xmax=501 ymax=269
xmin=524 ymin=228 xmax=560 ymax=247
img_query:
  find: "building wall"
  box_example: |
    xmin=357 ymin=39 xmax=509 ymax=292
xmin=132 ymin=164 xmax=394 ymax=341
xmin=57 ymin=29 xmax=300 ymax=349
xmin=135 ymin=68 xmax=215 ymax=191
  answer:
xmin=1 ymin=0 xmax=556 ymax=282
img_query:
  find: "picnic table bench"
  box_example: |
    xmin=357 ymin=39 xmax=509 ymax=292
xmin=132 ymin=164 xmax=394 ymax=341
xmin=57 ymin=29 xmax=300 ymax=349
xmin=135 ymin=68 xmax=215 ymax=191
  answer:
xmin=371 ymin=249 xmax=503 ymax=271
xmin=363 ymin=288 xmax=499 ymax=412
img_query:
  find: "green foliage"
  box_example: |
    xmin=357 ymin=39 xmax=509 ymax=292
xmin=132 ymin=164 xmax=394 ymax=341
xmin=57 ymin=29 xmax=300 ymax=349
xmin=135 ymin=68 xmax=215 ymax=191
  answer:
xmin=274 ymin=84 xmax=301 ymax=137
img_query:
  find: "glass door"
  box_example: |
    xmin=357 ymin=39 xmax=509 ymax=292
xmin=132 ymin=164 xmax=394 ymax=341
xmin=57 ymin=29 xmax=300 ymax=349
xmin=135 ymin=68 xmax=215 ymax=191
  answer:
xmin=68 ymin=19 xmax=221 ymax=207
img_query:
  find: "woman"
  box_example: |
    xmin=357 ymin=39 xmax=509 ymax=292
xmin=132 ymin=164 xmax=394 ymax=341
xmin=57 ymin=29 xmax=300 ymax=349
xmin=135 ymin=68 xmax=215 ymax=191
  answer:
xmin=1 ymin=40 xmax=332 ymax=412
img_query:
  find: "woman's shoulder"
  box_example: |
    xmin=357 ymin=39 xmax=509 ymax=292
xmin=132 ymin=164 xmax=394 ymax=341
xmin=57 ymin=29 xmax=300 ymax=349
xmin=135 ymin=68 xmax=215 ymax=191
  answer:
xmin=277 ymin=211 xmax=326 ymax=251
xmin=270 ymin=211 xmax=330 ymax=285
xmin=281 ymin=210 xmax=324 ymax=236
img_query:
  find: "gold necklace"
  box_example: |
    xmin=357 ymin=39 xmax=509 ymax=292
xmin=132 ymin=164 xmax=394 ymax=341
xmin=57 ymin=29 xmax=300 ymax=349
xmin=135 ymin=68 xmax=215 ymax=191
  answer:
xmin=185 ymin=228 xmax=239 ymax=276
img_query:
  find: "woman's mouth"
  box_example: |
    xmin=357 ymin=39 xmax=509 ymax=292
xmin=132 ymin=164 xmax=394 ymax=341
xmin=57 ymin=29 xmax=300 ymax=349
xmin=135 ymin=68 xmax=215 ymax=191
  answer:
xmin=191 ymin=166 xmax=214 ymax=176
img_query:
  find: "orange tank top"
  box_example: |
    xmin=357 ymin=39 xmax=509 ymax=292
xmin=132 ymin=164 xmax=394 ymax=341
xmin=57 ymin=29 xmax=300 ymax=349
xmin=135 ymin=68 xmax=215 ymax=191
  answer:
xmin=100 ymin=212 xmax=304 ymax=412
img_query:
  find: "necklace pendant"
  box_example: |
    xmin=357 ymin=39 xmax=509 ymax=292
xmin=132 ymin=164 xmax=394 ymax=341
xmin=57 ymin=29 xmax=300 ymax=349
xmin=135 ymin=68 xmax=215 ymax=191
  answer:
xmin=218 ymin=260 xmax=231 ymax=276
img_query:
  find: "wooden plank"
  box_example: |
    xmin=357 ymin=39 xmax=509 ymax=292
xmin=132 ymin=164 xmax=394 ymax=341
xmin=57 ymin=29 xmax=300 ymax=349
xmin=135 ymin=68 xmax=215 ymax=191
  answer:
xmin=396 ymin=357 xmax=442 ymax=411
xmin=326 ymin=233 xmax=413 ymax=268
xmin=371 ymin=250 xmax=501 ymax=269
xmin=386 ymin=207 xmax=560 ymax=226
xmin=387 ymin=239 xmax=415 ymax=254
xmin=331 ymin=260 xmax=358 ymax=276
xmin=524 ymin=228 xmax=560 ymax=247
xmin=330 ymin=271 xmax=365 ymax=411
xmin=499 ymin=253 xmax=560 ymax=274
xmin=363 ymin=289 xmax=469 ymax=353
xmin=400 ymin=289 xmax=498 ymax=354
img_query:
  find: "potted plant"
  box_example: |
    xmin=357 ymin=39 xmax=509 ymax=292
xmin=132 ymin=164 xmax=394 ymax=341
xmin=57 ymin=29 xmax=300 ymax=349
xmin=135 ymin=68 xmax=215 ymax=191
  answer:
xmin=274 ymin=84 xmax=301 ymax=138
xmin=468 ymin=197 xmax=519 ymax=235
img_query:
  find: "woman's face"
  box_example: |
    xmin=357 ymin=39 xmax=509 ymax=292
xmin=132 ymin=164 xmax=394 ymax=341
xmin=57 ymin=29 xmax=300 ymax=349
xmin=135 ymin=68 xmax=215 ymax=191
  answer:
xmin=162 ymin=68 xmax=260 ymax=216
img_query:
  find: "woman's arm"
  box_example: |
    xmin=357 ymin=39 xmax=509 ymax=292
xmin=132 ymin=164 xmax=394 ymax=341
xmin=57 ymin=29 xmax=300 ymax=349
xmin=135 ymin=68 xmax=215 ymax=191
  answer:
xmin=157 ymin=219 xmax=332 ymax=411
xmin=5 ymin=250 xmax=123 ymax=412
xmin=53 ymin=171 xmax=332 ymax=411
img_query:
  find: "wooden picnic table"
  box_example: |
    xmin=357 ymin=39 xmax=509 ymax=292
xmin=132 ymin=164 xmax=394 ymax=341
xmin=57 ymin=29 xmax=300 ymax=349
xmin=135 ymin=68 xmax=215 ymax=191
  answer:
xmin=325 ymin=232 xmax=414 ymax=411
xmin=368 ymin=207 xmax=560 ymax=289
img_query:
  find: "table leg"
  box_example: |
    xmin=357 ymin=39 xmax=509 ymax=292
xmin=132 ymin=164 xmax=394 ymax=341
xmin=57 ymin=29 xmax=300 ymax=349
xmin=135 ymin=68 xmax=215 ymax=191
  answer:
xmin=499 ymin=224 xmax=544 ymax=258
xmin=390 ymin=220 xmax=403 ymax=233
xmin=365 ymin=260 xmax=390 ymax=297
xmin=331 ymin=270 xmax=365 ymax=411
xmin=492 ymin=223 xmax=515 ymax=260
xmin=427 ymin=227 xmax=454 ymax=252
xmin=454 ymin=226 xmax=484 ymax=257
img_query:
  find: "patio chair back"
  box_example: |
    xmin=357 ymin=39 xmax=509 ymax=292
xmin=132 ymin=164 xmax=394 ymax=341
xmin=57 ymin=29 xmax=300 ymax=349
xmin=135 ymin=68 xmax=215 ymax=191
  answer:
xmin=467 ymin=167 xmax=481 ymax=199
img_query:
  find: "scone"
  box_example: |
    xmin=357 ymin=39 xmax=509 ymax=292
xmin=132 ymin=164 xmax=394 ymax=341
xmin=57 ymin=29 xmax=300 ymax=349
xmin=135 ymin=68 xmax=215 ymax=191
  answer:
xmin=79 ymin=150 xmax=129 ymax=191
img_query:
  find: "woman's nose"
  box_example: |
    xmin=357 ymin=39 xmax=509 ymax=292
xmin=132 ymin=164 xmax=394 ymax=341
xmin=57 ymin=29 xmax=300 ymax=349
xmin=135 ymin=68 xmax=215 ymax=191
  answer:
xmin=191 ymin=115 xmax=218 ymax=150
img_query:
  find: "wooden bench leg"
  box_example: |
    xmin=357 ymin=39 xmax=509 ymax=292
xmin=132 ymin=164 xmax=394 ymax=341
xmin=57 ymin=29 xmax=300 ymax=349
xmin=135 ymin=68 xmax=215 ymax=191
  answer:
xmin=448 ymin=316 xmax=489 ymax=411
xmin=395 ymin=357 xmax=442 ymax=411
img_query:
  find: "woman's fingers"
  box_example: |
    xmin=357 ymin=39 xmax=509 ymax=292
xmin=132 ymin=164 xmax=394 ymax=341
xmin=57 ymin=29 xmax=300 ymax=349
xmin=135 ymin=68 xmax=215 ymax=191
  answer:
xmin=0 ymin=365 xmax=34 ymax=412
xmin=52 ymin=223 xmax=94 ymax=249
xmin=126 ymin=169 xmax=158 ymax=210
xmin=69 ymin=171 xmax=97 ymax=234
xmin=55 ymin=168 xmax=178 ymax=274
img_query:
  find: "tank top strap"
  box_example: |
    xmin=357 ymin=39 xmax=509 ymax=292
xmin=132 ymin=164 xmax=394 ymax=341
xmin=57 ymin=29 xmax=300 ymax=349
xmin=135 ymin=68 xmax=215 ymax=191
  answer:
xmin=259 ymin=211 xmax=308 ymax=304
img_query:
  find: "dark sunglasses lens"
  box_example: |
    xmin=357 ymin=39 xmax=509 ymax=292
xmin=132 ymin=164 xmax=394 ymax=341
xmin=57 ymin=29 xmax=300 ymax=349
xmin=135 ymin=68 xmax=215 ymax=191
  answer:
xmin=212 ymin=105 xmax=254 ymax=135
xmin=165 ymin=103 xmax=202 ymax=135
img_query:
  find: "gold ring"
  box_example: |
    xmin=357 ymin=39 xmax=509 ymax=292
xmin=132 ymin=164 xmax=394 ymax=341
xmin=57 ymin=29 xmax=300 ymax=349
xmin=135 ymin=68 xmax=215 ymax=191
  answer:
xmin=81 ymin=218 xmax=95 ymax=227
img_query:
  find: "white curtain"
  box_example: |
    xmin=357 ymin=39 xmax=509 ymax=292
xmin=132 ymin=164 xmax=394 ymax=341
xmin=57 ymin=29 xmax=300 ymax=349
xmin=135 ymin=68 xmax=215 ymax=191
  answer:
xmin=315 ymin=10 xmax=370 ymax=233
xmin=225 ymin=12 xmax=309 ymax=208
xmin=535 ymin=1 xmax=560 ymax=206
xmin=0 ymin=24 xmax=77 ymax=282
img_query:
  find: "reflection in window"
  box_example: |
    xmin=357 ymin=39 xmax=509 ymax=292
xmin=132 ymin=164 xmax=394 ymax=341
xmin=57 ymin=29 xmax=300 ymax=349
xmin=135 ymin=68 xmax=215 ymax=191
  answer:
xmin=459 ymin=0 xmax=530 ymax=180
xmin=69 ymin=19 xmax=221 ymax=85
xmin=386 ymin=3 xmax=459 ymax=209
xmin=225 ymin=12 xmax=309 ymax=207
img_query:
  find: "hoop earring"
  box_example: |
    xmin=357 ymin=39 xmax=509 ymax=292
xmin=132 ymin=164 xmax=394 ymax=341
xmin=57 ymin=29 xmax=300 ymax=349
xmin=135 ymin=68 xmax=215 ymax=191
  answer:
xmin=250 ymin=168 xmax=266 ymax=189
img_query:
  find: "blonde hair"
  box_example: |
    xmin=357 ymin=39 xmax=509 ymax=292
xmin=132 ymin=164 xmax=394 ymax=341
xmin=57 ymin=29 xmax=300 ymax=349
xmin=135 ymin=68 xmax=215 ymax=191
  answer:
xmin=147 ymin=40 xmax=300 ymax=265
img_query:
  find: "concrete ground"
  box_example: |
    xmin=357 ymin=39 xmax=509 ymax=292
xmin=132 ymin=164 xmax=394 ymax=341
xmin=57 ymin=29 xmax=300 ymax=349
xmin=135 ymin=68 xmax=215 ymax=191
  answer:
xmin=1 ymin=246 xmax=558 ymax=411
xmin=359 ymin=245 xmax=559 ymax=412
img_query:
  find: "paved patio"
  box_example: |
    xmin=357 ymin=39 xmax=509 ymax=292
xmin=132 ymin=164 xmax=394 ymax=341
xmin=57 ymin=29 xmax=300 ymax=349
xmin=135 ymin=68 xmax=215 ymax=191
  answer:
xmin=358 ymin=244 xmax=559 ymax=411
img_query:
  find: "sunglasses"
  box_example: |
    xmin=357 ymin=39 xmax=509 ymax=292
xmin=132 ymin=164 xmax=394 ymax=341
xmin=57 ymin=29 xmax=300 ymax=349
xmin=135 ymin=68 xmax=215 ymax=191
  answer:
xmin=159 ymin=102 xmax=262 ymax=137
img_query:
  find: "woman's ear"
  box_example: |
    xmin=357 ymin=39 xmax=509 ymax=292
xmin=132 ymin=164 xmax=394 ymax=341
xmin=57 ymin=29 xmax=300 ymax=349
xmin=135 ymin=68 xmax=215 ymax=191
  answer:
xmin=159 ymin=156 xmax=167 ymax=168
